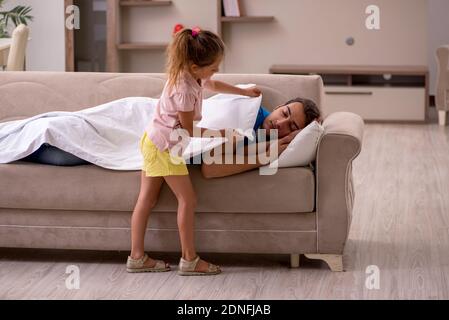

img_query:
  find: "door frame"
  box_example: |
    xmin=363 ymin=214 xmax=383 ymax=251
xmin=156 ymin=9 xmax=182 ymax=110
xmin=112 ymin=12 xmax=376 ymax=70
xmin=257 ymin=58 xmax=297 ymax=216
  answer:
xmin=64 ymin=0 xmax=75 ymax=72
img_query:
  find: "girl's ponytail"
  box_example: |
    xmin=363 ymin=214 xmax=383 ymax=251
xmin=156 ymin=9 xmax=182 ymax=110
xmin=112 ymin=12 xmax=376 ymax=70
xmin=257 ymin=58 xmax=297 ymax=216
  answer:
xmin=166 ymin=28 xmax=225 ymax=89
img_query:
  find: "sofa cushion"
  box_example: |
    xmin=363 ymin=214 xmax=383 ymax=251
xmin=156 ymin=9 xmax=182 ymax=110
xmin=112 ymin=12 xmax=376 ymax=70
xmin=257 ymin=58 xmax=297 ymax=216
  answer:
xmin=0 ymin=161 xmax=315 ymax=213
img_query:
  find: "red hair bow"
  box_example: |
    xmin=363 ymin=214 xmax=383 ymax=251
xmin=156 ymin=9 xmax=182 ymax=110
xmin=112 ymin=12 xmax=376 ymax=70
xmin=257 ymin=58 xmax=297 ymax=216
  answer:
xmin=173 ymin=24 xmax=184 ymax=35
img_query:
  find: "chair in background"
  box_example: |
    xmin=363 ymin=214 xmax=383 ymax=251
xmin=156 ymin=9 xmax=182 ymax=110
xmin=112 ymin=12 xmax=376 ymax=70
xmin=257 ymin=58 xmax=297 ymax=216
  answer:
xmin=6 ymin=24 xmax=30 ymax=71
xmin=436 ymin=45 xmax=449 ymax=126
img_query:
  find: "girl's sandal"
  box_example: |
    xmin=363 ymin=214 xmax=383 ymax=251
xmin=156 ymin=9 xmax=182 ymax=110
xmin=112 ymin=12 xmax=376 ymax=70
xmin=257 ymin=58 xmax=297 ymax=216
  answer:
xmin=178 ymin=255 xmax=221 ymax=276
xmin=126 ymin=253 xmax=171 ymax=273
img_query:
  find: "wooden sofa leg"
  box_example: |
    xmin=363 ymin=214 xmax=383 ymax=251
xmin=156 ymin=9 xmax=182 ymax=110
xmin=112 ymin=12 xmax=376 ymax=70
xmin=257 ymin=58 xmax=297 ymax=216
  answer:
xmin=304 ymin=254 xmax=344 ymax=272
xmin=438 ymin=111 xmax=447 ymax=126
xmin=290 ymin=254 xmax=300 ymax=268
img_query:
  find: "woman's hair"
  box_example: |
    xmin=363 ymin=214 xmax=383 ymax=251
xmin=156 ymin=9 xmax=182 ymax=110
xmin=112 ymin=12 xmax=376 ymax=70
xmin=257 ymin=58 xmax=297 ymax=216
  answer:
xmin=166 ymin=28 xmax=225 ymax=89
xmin=282 ymin=97 xmax=321 ymax=127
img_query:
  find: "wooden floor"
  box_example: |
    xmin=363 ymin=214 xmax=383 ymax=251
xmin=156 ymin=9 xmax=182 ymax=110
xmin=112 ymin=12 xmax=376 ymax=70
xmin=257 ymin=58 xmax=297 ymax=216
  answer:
xmin=1 ymin=119 xmax=449 ymax=299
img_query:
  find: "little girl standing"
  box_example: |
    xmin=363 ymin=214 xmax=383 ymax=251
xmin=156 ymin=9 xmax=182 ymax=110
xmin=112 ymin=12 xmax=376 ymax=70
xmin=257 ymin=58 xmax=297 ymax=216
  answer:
xmin=126 ymin=27 xmax=261 ymax=275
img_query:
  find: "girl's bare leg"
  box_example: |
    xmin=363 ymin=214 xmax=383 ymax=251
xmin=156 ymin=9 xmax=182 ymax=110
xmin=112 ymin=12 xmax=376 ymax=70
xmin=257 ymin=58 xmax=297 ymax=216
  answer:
xmin=164 ymin=175 xmax=214 ymax=273
xmin=130 ymin=171 xmax=165 ymax=267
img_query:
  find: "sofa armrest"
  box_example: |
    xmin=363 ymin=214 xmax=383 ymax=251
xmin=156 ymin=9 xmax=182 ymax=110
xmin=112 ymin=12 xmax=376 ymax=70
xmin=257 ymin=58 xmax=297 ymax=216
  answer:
xmin=315 ymin=112 xmax=364 ymax=253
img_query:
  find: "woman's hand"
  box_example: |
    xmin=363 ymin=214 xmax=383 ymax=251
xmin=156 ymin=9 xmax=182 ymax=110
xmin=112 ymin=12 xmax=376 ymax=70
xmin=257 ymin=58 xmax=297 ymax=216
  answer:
xmin=242 ymin=86 xmax=262 ymax=97
xmin=228 ymin=129 xmax=245 ymax=145
xmin=266 ymin=130 xmax=301 ymax=158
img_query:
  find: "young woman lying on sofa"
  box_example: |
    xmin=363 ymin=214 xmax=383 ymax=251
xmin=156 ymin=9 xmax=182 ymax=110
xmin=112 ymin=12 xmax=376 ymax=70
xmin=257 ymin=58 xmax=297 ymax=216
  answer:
xmin=200 ymin=97 xmax=321 ymax=178
xmin=21 ymin=97 xmax=321 ymax=178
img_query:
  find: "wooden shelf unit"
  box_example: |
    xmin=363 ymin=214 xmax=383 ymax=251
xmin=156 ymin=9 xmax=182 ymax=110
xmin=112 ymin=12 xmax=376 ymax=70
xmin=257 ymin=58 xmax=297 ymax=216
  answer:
xmin=119 ymin=0 xmax=172 ymax=7
xmin=107 ymin=0 xmax=173 ymax=72
xmin=117 ymin=42 xmax=168 ymax=50
xmin=107 ymin=0 xmax=275 ymax=72
xmin=221 ymin=16 xmax=274 ymax=23
xmin=270 ymin=65 xmax=429 ymax=122
xmin=218 ymin=0 xmax=275 ymax=36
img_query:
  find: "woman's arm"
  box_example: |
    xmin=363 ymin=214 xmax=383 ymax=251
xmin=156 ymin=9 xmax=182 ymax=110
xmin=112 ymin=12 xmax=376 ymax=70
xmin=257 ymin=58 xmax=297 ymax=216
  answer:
xmin=201 ymin=130 xmax=299 ymax=179
xmin=201 ymin=144 xmax=267 ymax=179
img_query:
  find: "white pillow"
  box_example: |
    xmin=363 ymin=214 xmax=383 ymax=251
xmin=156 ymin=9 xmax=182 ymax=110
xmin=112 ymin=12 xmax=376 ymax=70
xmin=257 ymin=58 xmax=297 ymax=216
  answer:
xmin=266 ymin=120 xmax=325 ymax=169
xmin=197 ymin=84 xmax=262 ymax=138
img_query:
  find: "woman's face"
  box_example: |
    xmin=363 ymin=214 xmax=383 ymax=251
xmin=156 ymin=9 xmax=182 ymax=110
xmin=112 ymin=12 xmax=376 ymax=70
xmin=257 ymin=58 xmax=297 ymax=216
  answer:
xmin=262 ymin=102 xmax=306 ymax=138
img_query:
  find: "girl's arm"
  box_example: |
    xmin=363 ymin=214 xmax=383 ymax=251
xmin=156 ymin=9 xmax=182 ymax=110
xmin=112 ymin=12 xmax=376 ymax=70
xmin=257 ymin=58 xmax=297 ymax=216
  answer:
xmin=204 ymin=80 xmax=261 ymax=97
xmin=178 ymin=111 xmax=196 ymax=137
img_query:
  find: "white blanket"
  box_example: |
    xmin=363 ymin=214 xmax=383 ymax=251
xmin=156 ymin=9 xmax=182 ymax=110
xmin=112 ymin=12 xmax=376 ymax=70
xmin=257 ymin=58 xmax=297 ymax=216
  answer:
xmin=0 ymin=94 xmax=260 ymax=170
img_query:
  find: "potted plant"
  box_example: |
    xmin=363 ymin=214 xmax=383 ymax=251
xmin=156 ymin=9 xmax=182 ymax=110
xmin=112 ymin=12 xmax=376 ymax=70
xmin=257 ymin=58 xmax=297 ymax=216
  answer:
xmin=0 ymin=0 xmax=33 ymax=38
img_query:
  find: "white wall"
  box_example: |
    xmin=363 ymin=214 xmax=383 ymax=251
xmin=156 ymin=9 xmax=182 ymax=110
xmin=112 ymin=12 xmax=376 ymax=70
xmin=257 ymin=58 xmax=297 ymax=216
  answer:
xmin=3 ymin=0 xmax=65 ymax=71
xmin=223 ymin=0 xmax=428 ymax=73
xmin=428 ymin=0 xmax=449 ymax=95
xmin=119 ymin=0 xmax=429 ymax=73
xmin=4 ymin=0 xmax=442 ymax=78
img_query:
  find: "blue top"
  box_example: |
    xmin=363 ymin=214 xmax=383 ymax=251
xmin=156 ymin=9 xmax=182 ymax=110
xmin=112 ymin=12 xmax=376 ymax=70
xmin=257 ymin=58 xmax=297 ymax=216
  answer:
xmin=244 ymin=106 xmax=271 ymax=146
xmin=254 ymin=106 xmax=271 ymax=132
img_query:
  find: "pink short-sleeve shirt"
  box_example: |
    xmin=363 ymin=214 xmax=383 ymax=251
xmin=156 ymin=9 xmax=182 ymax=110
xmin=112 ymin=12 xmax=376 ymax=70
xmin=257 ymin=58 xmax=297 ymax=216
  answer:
xmin=146 ymin=72 xmax=204 ymax=152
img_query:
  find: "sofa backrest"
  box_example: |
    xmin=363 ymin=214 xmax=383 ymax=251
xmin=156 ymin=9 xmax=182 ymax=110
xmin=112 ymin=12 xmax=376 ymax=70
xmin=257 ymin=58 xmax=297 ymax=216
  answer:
xmin=0 ymin=72 xmax=323 ymax=123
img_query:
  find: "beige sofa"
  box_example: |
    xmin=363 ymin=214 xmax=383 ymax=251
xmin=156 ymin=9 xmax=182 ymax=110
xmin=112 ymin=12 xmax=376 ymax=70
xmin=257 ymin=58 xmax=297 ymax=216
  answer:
xmin=0 ymin=71 xmax=364 ymax=271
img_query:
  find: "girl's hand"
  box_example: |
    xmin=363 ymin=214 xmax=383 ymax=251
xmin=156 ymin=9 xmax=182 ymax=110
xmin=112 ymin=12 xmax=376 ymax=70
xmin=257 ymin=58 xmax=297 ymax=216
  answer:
xmin=242 ymin=86 xmax=262 ymax=97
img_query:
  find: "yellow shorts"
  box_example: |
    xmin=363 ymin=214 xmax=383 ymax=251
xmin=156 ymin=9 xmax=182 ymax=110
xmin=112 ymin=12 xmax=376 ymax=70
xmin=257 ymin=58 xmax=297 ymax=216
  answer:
xmin=140 ymin=132 xmax=188 ymax=177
